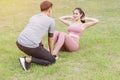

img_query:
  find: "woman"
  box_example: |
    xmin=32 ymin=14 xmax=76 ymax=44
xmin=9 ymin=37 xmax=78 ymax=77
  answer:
xmin=16 ymin=1 xmax=56 ymax=71
xmin=53 ymin=7 xmax=99 ymax=57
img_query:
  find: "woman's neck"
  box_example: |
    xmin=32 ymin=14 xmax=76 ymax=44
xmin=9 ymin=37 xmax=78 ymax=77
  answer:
xmin=75 ymin=19 xmax=82 ymax=24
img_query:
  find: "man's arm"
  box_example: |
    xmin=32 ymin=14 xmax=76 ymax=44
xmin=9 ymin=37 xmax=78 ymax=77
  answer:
xmin=48 ymin=33 xmax=54 ymax=55
xmin=48 ymin=19 xmax=55 ymax=55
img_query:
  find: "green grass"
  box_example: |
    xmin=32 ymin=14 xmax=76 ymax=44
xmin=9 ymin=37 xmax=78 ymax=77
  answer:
xmin=0 ymin=0 xmax=120 ymax=80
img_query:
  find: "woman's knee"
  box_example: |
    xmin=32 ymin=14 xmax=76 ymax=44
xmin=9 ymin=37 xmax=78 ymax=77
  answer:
xmin=61 ymin=32 xmax=67 ymax=34
xmin=60 ymin=32 xmax=67 ymax=36
xmin=54 ymin=31 xmax=60 ymax=35
xmin=53 ymin=31 xmax=60 ymax=39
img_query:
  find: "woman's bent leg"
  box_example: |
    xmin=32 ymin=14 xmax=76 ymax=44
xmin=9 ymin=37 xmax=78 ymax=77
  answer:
xmin=53 ymin=31 xmax=60 ymax=44
xmin=53 ymin=32 xmax=66 ymax=55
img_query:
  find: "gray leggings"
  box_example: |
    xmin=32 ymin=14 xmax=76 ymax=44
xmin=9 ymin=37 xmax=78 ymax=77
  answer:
xmin=16 ymin=42 xmax=56 ymax=66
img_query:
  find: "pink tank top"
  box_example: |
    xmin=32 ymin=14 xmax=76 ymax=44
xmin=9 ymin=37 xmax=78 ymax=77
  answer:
xmin=68 ymin=23 xmax=83 ymax=36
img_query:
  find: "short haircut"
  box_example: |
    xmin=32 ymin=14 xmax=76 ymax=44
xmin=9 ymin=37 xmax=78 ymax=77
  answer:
xmin=40 ymin=1 xmax=53 ymax=11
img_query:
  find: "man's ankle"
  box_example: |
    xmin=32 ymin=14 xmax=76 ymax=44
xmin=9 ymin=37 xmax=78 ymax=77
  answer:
xmin=25 ymin=56 xmax=32 ymax=63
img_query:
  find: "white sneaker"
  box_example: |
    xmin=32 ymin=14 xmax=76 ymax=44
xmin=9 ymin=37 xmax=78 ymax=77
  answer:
xmin=55 ymin=56 xmax=59 ymax=60
xmin=19 ymin=58 xmax=27 ymax=71
xmin=53 ymin=55 xmax=59 ymax=60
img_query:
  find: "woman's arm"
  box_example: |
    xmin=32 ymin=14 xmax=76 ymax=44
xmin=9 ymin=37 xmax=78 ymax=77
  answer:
xmin=59 ymin=16 xmax=73 ymax=26
xmin=81 ymin=17 xmax=99 ymax=30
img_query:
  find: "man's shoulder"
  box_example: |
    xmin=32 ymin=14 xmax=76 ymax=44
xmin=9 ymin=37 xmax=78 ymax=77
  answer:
xmin=49 ymin=17 xmax=54 ymax=22
xmin=30 ymin=13 xmax=55 ymax=23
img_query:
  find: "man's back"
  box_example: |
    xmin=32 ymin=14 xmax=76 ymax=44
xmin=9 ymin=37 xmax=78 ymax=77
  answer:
xmin=17 ymin=13 xmax=55 ymax=48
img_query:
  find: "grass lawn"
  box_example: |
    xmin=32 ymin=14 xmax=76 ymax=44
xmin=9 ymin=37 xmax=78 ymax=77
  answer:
xmin=0 ymin=0 xmax=120 ymax=80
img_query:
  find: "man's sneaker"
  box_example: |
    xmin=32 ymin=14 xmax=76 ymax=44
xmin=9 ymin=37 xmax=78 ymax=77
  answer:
xmin=19 ymin=57 xmax=30 ymax=71
xmin=53 ymin=55 xmax=59 ymax=60
xmin=55 ymin=56 xmax=59 ymax=60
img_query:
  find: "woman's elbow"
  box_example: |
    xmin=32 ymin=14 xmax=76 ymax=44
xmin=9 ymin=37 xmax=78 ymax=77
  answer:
xmin=59 ymin=17 xmax=63 ymax=20
xmin=95 ymin=19 xmax=99 ymax=23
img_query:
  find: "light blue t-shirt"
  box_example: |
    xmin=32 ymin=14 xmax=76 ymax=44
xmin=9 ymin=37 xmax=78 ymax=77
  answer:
xmin=17 ymin=13 xmax=55 ymax=48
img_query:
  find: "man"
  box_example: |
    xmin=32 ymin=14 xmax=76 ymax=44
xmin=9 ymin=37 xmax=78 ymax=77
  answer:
xmin=16 ymin=0 xmax=56 ymax=71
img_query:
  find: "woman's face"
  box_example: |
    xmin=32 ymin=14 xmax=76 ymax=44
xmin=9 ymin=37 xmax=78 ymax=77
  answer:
xmin=73 ymin=9 xmax=82 ymax=21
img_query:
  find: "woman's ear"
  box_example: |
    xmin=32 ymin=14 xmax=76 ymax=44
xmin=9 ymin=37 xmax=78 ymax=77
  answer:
xmin=81 ymin=16 xmax=85 ymax=20
xmin=80 ymin=13 xmax=83 ymax=17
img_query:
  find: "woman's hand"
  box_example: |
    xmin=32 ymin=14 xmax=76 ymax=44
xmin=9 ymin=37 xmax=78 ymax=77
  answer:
xmin=59 ymin=15 xmax=73 ymax=26
xmin=69 ymin=15 xmax=74 ymax=19
xmin=82 ymin=16 xmax=99 ymax=22
xmin=81 ymin=16 xmax=88 ymax=21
